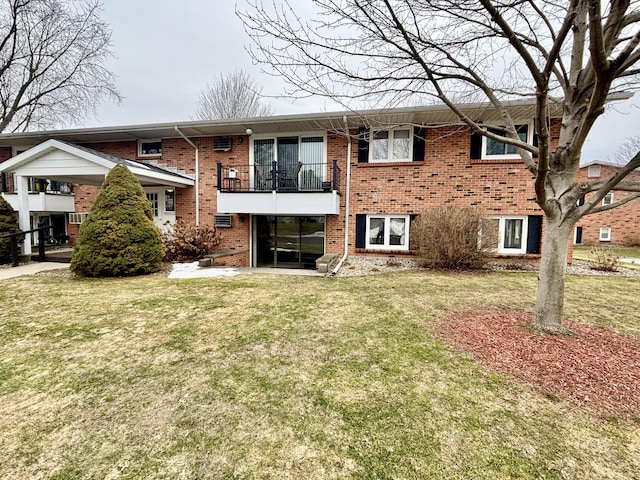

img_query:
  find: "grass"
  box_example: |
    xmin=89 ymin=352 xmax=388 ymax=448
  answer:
xmin=573 ymin=245 xmax=640 ymax=271
xmin=0 ymin=269 xmax=639 ymax=479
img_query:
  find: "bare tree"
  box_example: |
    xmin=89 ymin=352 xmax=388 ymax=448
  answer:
xmin=0 ymin=0 xmax=119 ymax=132
xmin=240 ymin=0 xmax=640 ymax=332
xmin=193 ymin=70 xmax=272 ymax=120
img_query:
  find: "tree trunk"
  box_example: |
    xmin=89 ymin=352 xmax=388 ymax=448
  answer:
xmin=532 ymin=216 xmax=574 ymax=333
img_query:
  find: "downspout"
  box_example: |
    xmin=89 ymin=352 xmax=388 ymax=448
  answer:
xmin=174 ymin=126 xmax=200 ymax=226
xmin=331 ymin=115 xmax=352 ymax=275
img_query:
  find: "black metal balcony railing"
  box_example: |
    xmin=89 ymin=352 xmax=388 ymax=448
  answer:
xmin=216 ymin=161 xmax=341 ymax=193
xmin=0 ymin=174 xmax=73 ymax=194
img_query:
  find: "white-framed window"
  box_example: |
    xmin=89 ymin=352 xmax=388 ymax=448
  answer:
xmin=602 ymin=192 xmax=614 ymax=206
xmin=138 ymin=139 xmax=162 ymax=157
xmin=587 ymin=164 xmax=601 ymax=177
xmin=369 ymin=128 xmax=413 ymax=162
xmin=146 ymin=192 xmax=159 ymax=217
xmin=489 ymin=216 xmax=529 ymax=254
xmin=68 ymin=212 xmax=89 ymax=224
xmin=365 ymin=215 xmax=410 ymax=250
xmin=11 ymin=146 xmax=31 ymax=157
xmin=482 ymin=123 xmax=532 ymax=160
xmin=600 ymin=227 xmax=612 ymax=242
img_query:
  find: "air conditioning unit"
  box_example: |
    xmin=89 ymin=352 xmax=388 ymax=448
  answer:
xmin=214 ymin=214 xmax=232 ymax=227
xmin=213 ymin=136 xmax=232 ymax=152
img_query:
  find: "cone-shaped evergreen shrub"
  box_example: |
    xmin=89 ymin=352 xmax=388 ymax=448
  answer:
xmin=71 ymin=164 xmax=165 ymax=277
xmin=0 ymin=195 xmax=20 ymax=264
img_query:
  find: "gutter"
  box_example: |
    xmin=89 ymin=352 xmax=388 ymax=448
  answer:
xmin=174 ymin=126 xmax=200 ymax=226
xmin=331 ymin=115 xmax=353 ymax=275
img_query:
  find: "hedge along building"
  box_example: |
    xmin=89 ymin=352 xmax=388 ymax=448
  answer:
xmin=0 ymin=100 xmax=567 ymax=269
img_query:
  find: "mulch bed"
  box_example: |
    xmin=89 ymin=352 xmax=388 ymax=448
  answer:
xmin=436 ymin=312 xmax=640 ymax=421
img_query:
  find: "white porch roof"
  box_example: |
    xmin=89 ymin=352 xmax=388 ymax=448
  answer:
xmin=0 ymin=139 xmax=195 ymax=187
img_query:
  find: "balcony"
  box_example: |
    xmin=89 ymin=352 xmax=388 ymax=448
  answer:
xmin=1 ymin=191 xmax=75 ymax=212
xmin=216 ymin=161 xmax=341 ymax=215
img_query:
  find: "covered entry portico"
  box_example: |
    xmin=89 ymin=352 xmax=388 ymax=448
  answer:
xmin=0 ymin=139 xmax=194 ymax=254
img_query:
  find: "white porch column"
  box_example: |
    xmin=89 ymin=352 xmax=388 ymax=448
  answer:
xmin=16 ymin=175 xmax=32 ymax=255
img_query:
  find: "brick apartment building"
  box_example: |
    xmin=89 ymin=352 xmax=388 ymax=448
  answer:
xmin=574 ymin=161 xmax=640 ymax=246
xmin=0 ymin=102 xmax=571 ymax=270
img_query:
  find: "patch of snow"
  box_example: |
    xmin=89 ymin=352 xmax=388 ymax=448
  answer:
xmin=168 ymin=262 xmax=248 ymax=279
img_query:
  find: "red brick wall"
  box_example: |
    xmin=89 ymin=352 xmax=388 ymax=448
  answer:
xmin=3 ymin=118 xmax=585 ymax=266
xmin=345 ymin=125 xmax=546 ymax=257
xmin=575 ymin=164 xmax=640 ymax=245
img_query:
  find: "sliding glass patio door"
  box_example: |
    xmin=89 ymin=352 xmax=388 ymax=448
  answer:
xmin=254 ymin=216 xmax=325 ymax=269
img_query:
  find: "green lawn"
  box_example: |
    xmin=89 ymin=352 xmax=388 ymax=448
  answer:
xmin=0 ymin=270 xmax=639 ymax=479
xmin=573 ymin=245 xmax=640 ymax=270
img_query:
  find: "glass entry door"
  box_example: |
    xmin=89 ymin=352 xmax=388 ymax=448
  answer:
xmin=254 ymin=216 xmax=325 ymax=269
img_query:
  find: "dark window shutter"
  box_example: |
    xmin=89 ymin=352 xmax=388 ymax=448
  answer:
xmin=358 ymin=128 xmax=369 ymax=163
xmin=355 ymin=214 xmax=366 ymax=248
xmin=470 ymin=131 xmax=482 ymax=159
xmin=578 ymin=195 xmax=585 ymax=206
xmin=412 ymin=127 xmax=426 ymax=162
xmin=526 ymin=215 xmax=543 ymax=254
xmin=575 ymin=226 xmax=583 ymax=244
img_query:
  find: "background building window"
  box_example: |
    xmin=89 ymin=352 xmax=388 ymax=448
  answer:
xmin=587 ymin=164 xmax=601 ymax=177
xmin=599 ymin=227 xmax=611 ymax=242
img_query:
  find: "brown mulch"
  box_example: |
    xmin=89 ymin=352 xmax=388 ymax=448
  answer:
xmin=436 ymin=312 xmax=640 ymax=421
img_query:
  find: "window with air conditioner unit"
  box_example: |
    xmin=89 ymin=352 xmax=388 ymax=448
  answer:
xmin=214 ymin=215 xmax=232 ymax=227
xmin=213 ymin=136 xmax=232 ymax=152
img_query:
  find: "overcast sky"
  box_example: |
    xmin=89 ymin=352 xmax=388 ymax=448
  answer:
xmin=87 ymin=0 xmax=640 ymax=164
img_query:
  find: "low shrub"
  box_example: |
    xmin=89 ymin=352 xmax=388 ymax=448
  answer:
xmin=411 ymin=206 xmax=497 ymax=270
xmin=163 ymin=223 xmax=220 ymax=262
xmin=590 ymin=246 xmax=619 ymax=272
xmin=626 ymin=236 xmax=640 ymax=247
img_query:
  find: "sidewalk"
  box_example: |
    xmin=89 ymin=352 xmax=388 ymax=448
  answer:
xmin=0 ymin=262 xmax=70 ymax=280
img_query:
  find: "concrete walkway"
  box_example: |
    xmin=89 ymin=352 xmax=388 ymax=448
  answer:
xmin=0 ymin=262 xmax=70 ymax=280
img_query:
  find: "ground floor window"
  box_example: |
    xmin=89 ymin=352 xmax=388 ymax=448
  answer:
xmin=365 ymin=215 xmax=409 ymax=250
xmin=600 ymin=227 xmax=611 ymax=242
xmin=489 ymin=216 xmax=528 ymax=254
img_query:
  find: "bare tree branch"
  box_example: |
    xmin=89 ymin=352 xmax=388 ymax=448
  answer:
xmin=0 ymin=0 xmax=119 ymax=132
xmin=192 ymin=70 xmax=272 ymax=120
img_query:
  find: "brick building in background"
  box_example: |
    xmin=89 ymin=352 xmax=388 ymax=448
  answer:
xmin=574 ymin=161 xmax=640 ymax=246
xmin=0 ymin=101 xmax=579 ymax=270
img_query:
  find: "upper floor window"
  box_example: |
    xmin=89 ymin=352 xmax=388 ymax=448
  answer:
xmin=138 ymin=139 xmax=162 ymax=157
xmin=370 ymin=128 xmax=412 ymax=162
xmin=602 ymin=192 xmax=614 ymax=206
xmin=587 ymin=165 xmax=601 ymax=177
xmin=481 ymin=123 xmax=532 ymax=160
